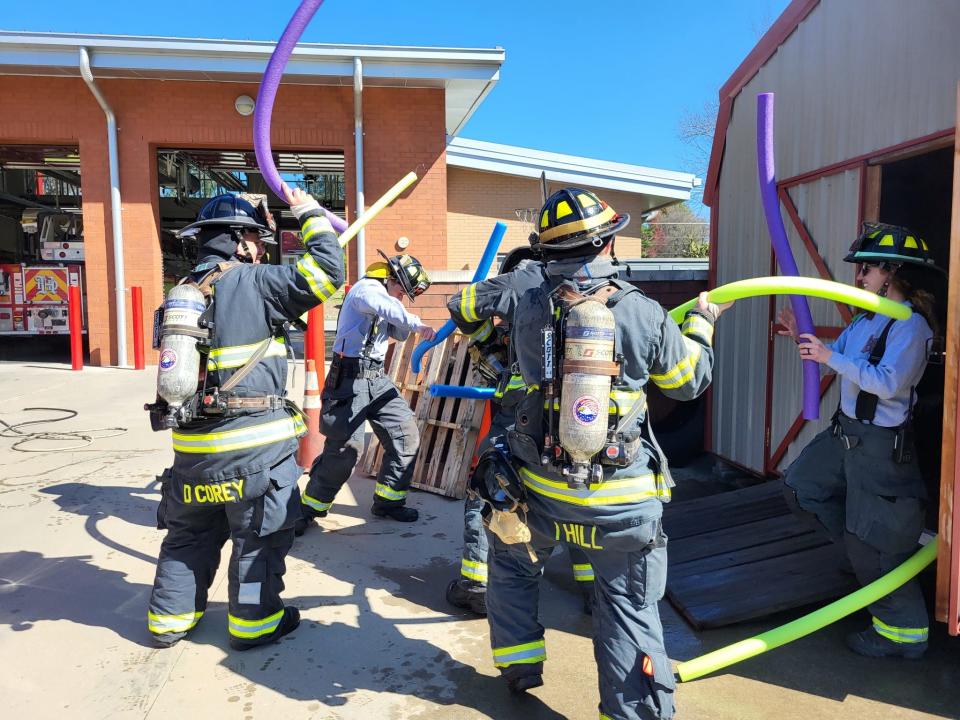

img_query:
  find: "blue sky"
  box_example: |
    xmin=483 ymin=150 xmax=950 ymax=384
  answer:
xmin=3 ymin=0 xmax=791 ymax=179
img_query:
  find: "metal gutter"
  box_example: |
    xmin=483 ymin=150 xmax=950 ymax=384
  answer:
xmin=79 ymin=46 xmax=128 ymax=367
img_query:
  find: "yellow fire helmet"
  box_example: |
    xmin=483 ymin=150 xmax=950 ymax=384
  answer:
xmin=530 ymin=187 xmax=630 ymax=253
xmin=365 ymin=250 xmax=431 ymax=300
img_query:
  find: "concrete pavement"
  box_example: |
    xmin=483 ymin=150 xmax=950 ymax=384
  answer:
xmin=0 ymin=362 xmax=958 ymax=719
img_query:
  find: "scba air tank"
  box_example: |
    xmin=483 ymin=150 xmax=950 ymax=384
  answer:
xmin=558 ymin=298 xmax=616 ymax=483
xmin=157 ymin=283 xmax=206 ymax=415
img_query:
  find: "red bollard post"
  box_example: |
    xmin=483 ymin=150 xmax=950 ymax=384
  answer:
xmin=68 ymin=284 xmax=83 ymax=371
xmin=305 ymin=305 xmax=326 ymax=387
xmin=132 ymin=286 xmax=145 ymax=370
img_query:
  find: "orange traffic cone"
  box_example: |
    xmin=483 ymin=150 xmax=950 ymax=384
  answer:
xmin=296 ymin=358 xmax=323 ymax=471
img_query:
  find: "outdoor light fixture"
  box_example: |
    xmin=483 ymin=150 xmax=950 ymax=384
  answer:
xmin=234 ymin=95 xmax=256 ymax=116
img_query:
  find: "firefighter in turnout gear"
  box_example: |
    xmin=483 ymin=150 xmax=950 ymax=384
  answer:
xmin=298 ymin=251 xmax=436 ymax=528
xmin=446 ymin=247 xmax=596 ymax=618
xmin=778 ymin=223 xmax=942 ymax=660
xmin=476 ymin=188 xmax=730 ymax=717
xmin=146 ymin=189 xmax=344 ymax=650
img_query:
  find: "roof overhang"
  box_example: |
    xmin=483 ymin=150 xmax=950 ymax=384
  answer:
xmin=0 ymin=31 xmax=504 ymax=136
xmin=447 ymin=136 xmax=697 ymax=206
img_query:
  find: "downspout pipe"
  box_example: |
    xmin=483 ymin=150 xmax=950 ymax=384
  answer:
xmin=79 ymin=47 xmax=128 ymax=367
xmin=353 ymin=56 xmax=366 ymax=277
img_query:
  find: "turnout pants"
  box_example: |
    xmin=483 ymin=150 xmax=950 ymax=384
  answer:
xmin=148 ymin=454 xmax=301 ymax=646
xmin=487 ymin=508 xmax=674 ymax=720
xmin=303 ymin=370 xmax=419 ymax=514
xmin=784 ymin=413 xmax=928 ymax=646
xmin=461 ymin=498 xmax=594 ymax=588
xmin=459 ymin=404 xmax=594 ymax=589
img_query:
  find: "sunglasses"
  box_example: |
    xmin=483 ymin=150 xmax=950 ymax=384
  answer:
xmin=857 ymin=262 xmax=881 ymax=276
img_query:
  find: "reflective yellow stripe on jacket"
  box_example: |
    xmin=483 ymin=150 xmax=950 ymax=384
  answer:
xmin=468 ymin=318 xmax=493 ymax=343
xmin=650 ymin=337 xmax=702 ymax=390
xmin=494 ymin=374 xmax=527 ymax=399
xmin=681 ymin=313 xmax=714 ymax=345
xmin=172 ymin=415 xmax=306 ymax=454
xmin=520 ymin=467 xmax=668 ymax=506
xmin=207 ymin=338 xmax=287 ymax=371
xmin=296 ymin=253 xmax=337 ymax=302
xmin=459 ymin=283 xmax=480 ymax=323
xmin=543 ymin=389 xmax=646 ymax=415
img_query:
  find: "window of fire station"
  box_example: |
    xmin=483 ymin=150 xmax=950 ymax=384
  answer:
xmin=156 ymin=149 xmax=345 ymax=293
xmin=0 ymin=144 xmax=84 ymax=347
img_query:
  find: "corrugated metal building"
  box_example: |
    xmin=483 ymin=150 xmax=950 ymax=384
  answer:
xmin=704 ymin=0 xmax=959 ymax=633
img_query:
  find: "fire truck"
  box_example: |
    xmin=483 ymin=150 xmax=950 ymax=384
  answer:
xmin=0 ymin=210 xmax=84 ymax=336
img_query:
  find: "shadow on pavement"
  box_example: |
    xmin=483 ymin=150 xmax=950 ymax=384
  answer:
xmin=679 ymin=597 xmax=960 ymax=718
xmin=0 ymin=551 xmax=148 ymax=641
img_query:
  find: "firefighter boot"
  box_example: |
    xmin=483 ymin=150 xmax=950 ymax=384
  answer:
xmin=502 ymin=664 xmax=544 ymax=694
xmin=371 ymin=502 xmax=419 ymax=522
xmin=846 ymin=627 xmax=927 ymax=660
xmin=294 ymin=506 xmax=327 ymax=536
xmin=445 ymin=579 xmax=487 ymax=616
xmin=229 ymin=606 xmax=301 ymax=652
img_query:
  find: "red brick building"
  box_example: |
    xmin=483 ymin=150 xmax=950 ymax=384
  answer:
xmin=0 ymin=31 xmax=697 ymax=365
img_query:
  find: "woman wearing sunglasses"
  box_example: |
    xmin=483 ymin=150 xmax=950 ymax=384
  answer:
xmin=777 ymin=223 xmax=943 ymax=660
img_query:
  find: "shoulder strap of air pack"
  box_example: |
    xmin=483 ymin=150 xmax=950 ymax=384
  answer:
xmin=854 ymin=317 xmax=897 ymax=422
xmin=587 ymin=278 xmax=640 ymax=308
xmin=194 ymin=261 xmax=242 ymax=299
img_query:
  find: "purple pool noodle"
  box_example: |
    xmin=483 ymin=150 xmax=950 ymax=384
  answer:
xmin=254 ymin=0 xmax=347 ymax=233
xmin=757 ymin=92 xmax=820 ymax=420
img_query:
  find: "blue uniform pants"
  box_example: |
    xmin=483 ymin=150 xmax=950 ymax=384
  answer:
xmin=148 ymin=454 xmax=301 ymax=647
xmin=784 ymin=414 xmax=928 ymax=645
xmin=487 ymin=512 xmax=674 ymax=719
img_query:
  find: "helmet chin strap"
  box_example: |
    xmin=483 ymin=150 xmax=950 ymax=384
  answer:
xmin=232 ymin=230 xmax=255 ymax=264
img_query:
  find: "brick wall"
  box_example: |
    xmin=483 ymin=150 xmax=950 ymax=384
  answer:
xmin=446 ymin=166 xmax=663 ymax=271
xmin=0 ymin=75 xmax=446 ymax=366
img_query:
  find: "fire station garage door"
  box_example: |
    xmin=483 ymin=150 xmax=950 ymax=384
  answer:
xmin=0 ymin=145 xmax=84 ymax=361
xmin=156 ymin=148 xmax=346 ymax=357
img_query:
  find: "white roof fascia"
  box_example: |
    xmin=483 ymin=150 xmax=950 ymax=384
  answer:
xmin=446 ymin=136 xmax=697 ymax=199
xmin=0 ymin=31 xmax=504 ymax=135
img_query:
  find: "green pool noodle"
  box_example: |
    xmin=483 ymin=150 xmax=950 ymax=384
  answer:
xmin=669 ymin=276 xmax=913 ymax=324
xmin=675 ymin=539 xmax=937 ymax=682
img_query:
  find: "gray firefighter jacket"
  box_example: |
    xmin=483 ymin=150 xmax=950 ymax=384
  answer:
xmin=489 ymin=255 xmax=715 ymax=525
xmin=169 ymin=210 xmax=344 ymax=491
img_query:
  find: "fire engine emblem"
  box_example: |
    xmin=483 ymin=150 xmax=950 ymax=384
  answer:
xmin=573 ymin=396 xmax=600 ymax=425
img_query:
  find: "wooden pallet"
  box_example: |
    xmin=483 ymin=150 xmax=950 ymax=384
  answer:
xmin=359 ymin=332 xmax=486 ymax=499
xmin=663 ymin=481 xmax=858 ymax=629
